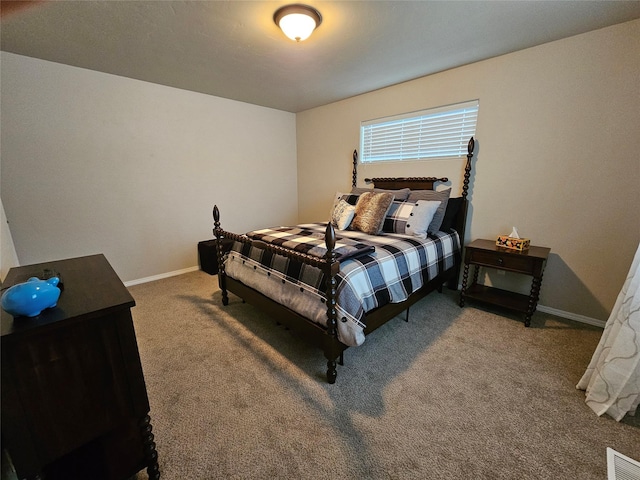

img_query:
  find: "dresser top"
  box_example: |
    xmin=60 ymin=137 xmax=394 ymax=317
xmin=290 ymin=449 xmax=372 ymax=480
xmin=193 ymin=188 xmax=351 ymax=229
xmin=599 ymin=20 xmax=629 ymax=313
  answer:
xmin=1 ymin=254 xmax=135 ymax=337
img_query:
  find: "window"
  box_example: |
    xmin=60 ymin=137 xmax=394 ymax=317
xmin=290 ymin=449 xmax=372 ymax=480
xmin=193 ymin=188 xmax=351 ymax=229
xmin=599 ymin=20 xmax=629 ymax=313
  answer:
xmin=360 ymin=100 xmax=478 ymax=163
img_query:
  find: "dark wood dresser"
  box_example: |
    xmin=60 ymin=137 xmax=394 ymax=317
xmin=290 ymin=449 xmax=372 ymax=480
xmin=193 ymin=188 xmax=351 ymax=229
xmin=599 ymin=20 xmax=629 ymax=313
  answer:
xmin=1 ymin=254 xmax=159 ymax=480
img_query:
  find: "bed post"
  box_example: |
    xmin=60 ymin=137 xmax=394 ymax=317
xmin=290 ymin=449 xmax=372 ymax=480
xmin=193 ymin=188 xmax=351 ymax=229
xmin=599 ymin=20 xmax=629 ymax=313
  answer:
xmin=462 ymin=137 xmax=474 ymax=201
xmin=447 ymin=137 xmax=475 ymax=290
xmin=352 ymin=150 xmax=358 ymax=188
xmin=212 ymin=205 xmax=229 ymax=306
xmin=324 ymin=222 xmax=339 ymax=384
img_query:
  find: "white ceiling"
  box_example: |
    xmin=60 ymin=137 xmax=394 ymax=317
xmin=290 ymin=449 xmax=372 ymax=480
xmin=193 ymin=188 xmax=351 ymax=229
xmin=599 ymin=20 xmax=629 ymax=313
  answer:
xmin=2 ymin=1 xmax=639 ymax=113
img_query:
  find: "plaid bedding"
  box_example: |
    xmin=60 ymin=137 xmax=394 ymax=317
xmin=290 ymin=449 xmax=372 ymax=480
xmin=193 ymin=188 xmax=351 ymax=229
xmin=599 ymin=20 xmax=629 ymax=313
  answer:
xmin=247 ymin=226 xmax=374 ymax=261
xmin=224 ymin=223 xmax=460 ymax=347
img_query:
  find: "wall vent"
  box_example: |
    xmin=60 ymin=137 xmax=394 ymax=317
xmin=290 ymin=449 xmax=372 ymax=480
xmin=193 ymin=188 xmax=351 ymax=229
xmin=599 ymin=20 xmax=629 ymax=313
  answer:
xmin=607 ymin=447 xmax=640 ymax=480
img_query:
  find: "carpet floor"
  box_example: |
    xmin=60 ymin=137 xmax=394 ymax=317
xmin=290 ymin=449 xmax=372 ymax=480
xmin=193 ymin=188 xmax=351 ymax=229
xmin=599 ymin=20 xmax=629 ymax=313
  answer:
xmin=128 ymin=270 xmax=639 ymax=479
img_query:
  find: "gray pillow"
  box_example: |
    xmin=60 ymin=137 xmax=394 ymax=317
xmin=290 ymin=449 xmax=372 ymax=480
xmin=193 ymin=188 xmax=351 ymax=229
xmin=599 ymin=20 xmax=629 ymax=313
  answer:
xmin=407 ymin=188 xmax=451 ymax=233
xmin=351 ymin=187 xmax=410 ymax=201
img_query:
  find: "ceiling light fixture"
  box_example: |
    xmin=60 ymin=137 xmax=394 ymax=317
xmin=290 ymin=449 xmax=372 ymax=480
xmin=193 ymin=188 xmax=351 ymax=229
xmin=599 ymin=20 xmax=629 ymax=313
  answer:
xmin=273 ymin=4 xmax=322 ymax=42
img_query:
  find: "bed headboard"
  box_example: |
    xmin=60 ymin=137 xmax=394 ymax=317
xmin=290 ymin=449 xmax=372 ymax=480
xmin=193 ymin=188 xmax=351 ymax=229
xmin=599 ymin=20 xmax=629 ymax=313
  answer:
xmin=352 ymin=136 xmax=475 ymax=261
xmin=363 ymin=177 xmax=448 ymax=191
xmin=353 ymin=137 xmax=475 ymax=201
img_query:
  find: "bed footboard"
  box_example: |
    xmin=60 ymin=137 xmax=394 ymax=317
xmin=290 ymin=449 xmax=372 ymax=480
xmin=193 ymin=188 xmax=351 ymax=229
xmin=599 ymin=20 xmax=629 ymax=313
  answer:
xmin=212 ymin=205 xmax=344 ymax=383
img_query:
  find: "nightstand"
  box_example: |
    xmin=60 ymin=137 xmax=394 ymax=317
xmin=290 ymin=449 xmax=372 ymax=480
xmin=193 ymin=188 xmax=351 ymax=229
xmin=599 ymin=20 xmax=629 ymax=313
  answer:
xmin=459 ymin=239 xmax=550 ymax=326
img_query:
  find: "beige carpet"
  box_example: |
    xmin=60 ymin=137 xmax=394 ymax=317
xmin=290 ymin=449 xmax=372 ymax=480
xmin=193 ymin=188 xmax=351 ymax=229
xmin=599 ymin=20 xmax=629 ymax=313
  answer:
xmin=128 ymin=270 xmax=639 ymax=479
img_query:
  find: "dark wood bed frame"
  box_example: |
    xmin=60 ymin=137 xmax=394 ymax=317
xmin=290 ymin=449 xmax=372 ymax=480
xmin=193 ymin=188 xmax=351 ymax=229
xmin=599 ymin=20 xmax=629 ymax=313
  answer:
xmin=213 ymin=137 xmax=475 ymax=383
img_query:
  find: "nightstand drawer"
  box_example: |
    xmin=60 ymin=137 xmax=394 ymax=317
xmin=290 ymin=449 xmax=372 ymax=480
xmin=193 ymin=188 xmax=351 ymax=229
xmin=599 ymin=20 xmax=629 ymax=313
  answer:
xmin=468 ymin=249 xmax=535 ymax=274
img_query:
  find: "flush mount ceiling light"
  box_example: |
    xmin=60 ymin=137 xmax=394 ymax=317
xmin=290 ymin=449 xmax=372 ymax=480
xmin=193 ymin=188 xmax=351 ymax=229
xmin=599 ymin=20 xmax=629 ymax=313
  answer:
xmin=273 ymin=4 xmax=322 ymax=42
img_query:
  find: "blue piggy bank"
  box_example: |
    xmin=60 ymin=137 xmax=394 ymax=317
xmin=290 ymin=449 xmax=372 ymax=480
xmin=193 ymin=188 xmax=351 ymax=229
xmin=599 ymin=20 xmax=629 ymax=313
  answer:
xmin=1 ymin=276 xmax=61 ymax=317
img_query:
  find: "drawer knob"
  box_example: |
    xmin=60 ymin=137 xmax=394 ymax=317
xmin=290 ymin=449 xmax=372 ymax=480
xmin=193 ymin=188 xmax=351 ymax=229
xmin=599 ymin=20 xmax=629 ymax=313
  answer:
xmin=498 ymin=257 xmax=504 ymax=265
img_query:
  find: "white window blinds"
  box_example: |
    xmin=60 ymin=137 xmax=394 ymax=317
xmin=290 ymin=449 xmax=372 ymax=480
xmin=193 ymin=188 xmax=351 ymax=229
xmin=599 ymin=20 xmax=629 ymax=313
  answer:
xmin=360 ymin=100 xmax=478 ymax=163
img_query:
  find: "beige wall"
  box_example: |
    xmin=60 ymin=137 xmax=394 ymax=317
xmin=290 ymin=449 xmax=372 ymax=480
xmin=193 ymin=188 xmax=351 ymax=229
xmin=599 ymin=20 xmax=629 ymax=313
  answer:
xmin=1 ymin=53 xmax=298 ymax=283
xmin=296 ymin=19 xmax=640 ymax=322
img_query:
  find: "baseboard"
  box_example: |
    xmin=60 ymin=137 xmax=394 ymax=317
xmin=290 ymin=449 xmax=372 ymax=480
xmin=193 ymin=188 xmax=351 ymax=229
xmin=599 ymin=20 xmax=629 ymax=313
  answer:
xmin=124 ymin=266 xmax=200 ymax=287
xmin=535 ymin=304 xmax=606 ymax=328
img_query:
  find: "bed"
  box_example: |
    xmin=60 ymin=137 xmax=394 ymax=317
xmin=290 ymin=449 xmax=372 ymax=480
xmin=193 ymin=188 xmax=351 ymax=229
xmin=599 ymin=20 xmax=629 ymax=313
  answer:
xmin=212 ymin=137 xmax=475 ymax=383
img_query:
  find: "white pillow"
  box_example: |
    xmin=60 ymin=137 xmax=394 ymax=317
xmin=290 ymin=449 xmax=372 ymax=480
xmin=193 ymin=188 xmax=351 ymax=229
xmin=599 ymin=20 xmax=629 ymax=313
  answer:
xmin=330 ymin=199 xmax=356 ymax=230
xmin=405 ymin=200 xmax=441 ymax=239
xmin=330 ymin=191 xmax=351 ymax=215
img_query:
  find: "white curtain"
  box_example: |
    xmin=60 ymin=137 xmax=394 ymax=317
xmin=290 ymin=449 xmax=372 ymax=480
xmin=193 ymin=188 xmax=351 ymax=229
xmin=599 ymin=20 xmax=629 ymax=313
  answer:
xmin=577 ymin=243 xmax=640 ymax=421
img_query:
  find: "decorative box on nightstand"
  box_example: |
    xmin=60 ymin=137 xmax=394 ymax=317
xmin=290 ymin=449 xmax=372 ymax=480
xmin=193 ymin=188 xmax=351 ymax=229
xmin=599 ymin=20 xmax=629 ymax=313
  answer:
xmin=459 ymin=239 xmax=550 ymax=326
xmin=496 ymin=235 xmax=530 ymax=251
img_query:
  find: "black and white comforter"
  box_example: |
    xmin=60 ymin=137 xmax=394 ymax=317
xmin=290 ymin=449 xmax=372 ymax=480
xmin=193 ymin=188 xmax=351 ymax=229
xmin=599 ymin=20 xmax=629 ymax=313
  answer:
xmin=247 ymin=226 xmax=374 ymax=262
xmin=224 ymin=223 xmax=460 ymax=347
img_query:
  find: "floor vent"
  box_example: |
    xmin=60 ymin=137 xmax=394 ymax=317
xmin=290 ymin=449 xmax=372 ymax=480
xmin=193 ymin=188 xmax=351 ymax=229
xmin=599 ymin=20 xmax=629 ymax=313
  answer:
xmin=608 ymin=447 xmax=640 ymax=480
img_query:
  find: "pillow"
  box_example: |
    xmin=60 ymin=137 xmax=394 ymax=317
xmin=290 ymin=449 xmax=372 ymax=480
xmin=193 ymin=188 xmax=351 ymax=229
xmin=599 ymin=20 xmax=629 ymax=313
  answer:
xmin=382 ymin=200 xmax=416 ymax=234
xmin=330 ymin=199 xmax=356 ymax=230
xmin=439 ymin=197 xmax=464 ymax=232
xmin=351 ymin=187 xmax=411 ymax=201
xmin=330 ymin=191 xmax=359 ymax=220
xmin=405 ymin=200 xmax=441 ymax=239
xmin=351 ymin=192 xmax=395 ymax=235
xmin=331 ymin=191 xmax=360 ymax=210
xmin=407 ymin=188 xmax=451 ymax=233
xmin=341 ymin=193 xmax=360 ymax=206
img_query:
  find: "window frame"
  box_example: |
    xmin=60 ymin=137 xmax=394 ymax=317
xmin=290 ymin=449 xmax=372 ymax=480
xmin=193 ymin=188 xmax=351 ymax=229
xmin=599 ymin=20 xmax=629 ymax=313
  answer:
xmin=359 ymin=100 xmax=479 ymax=164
